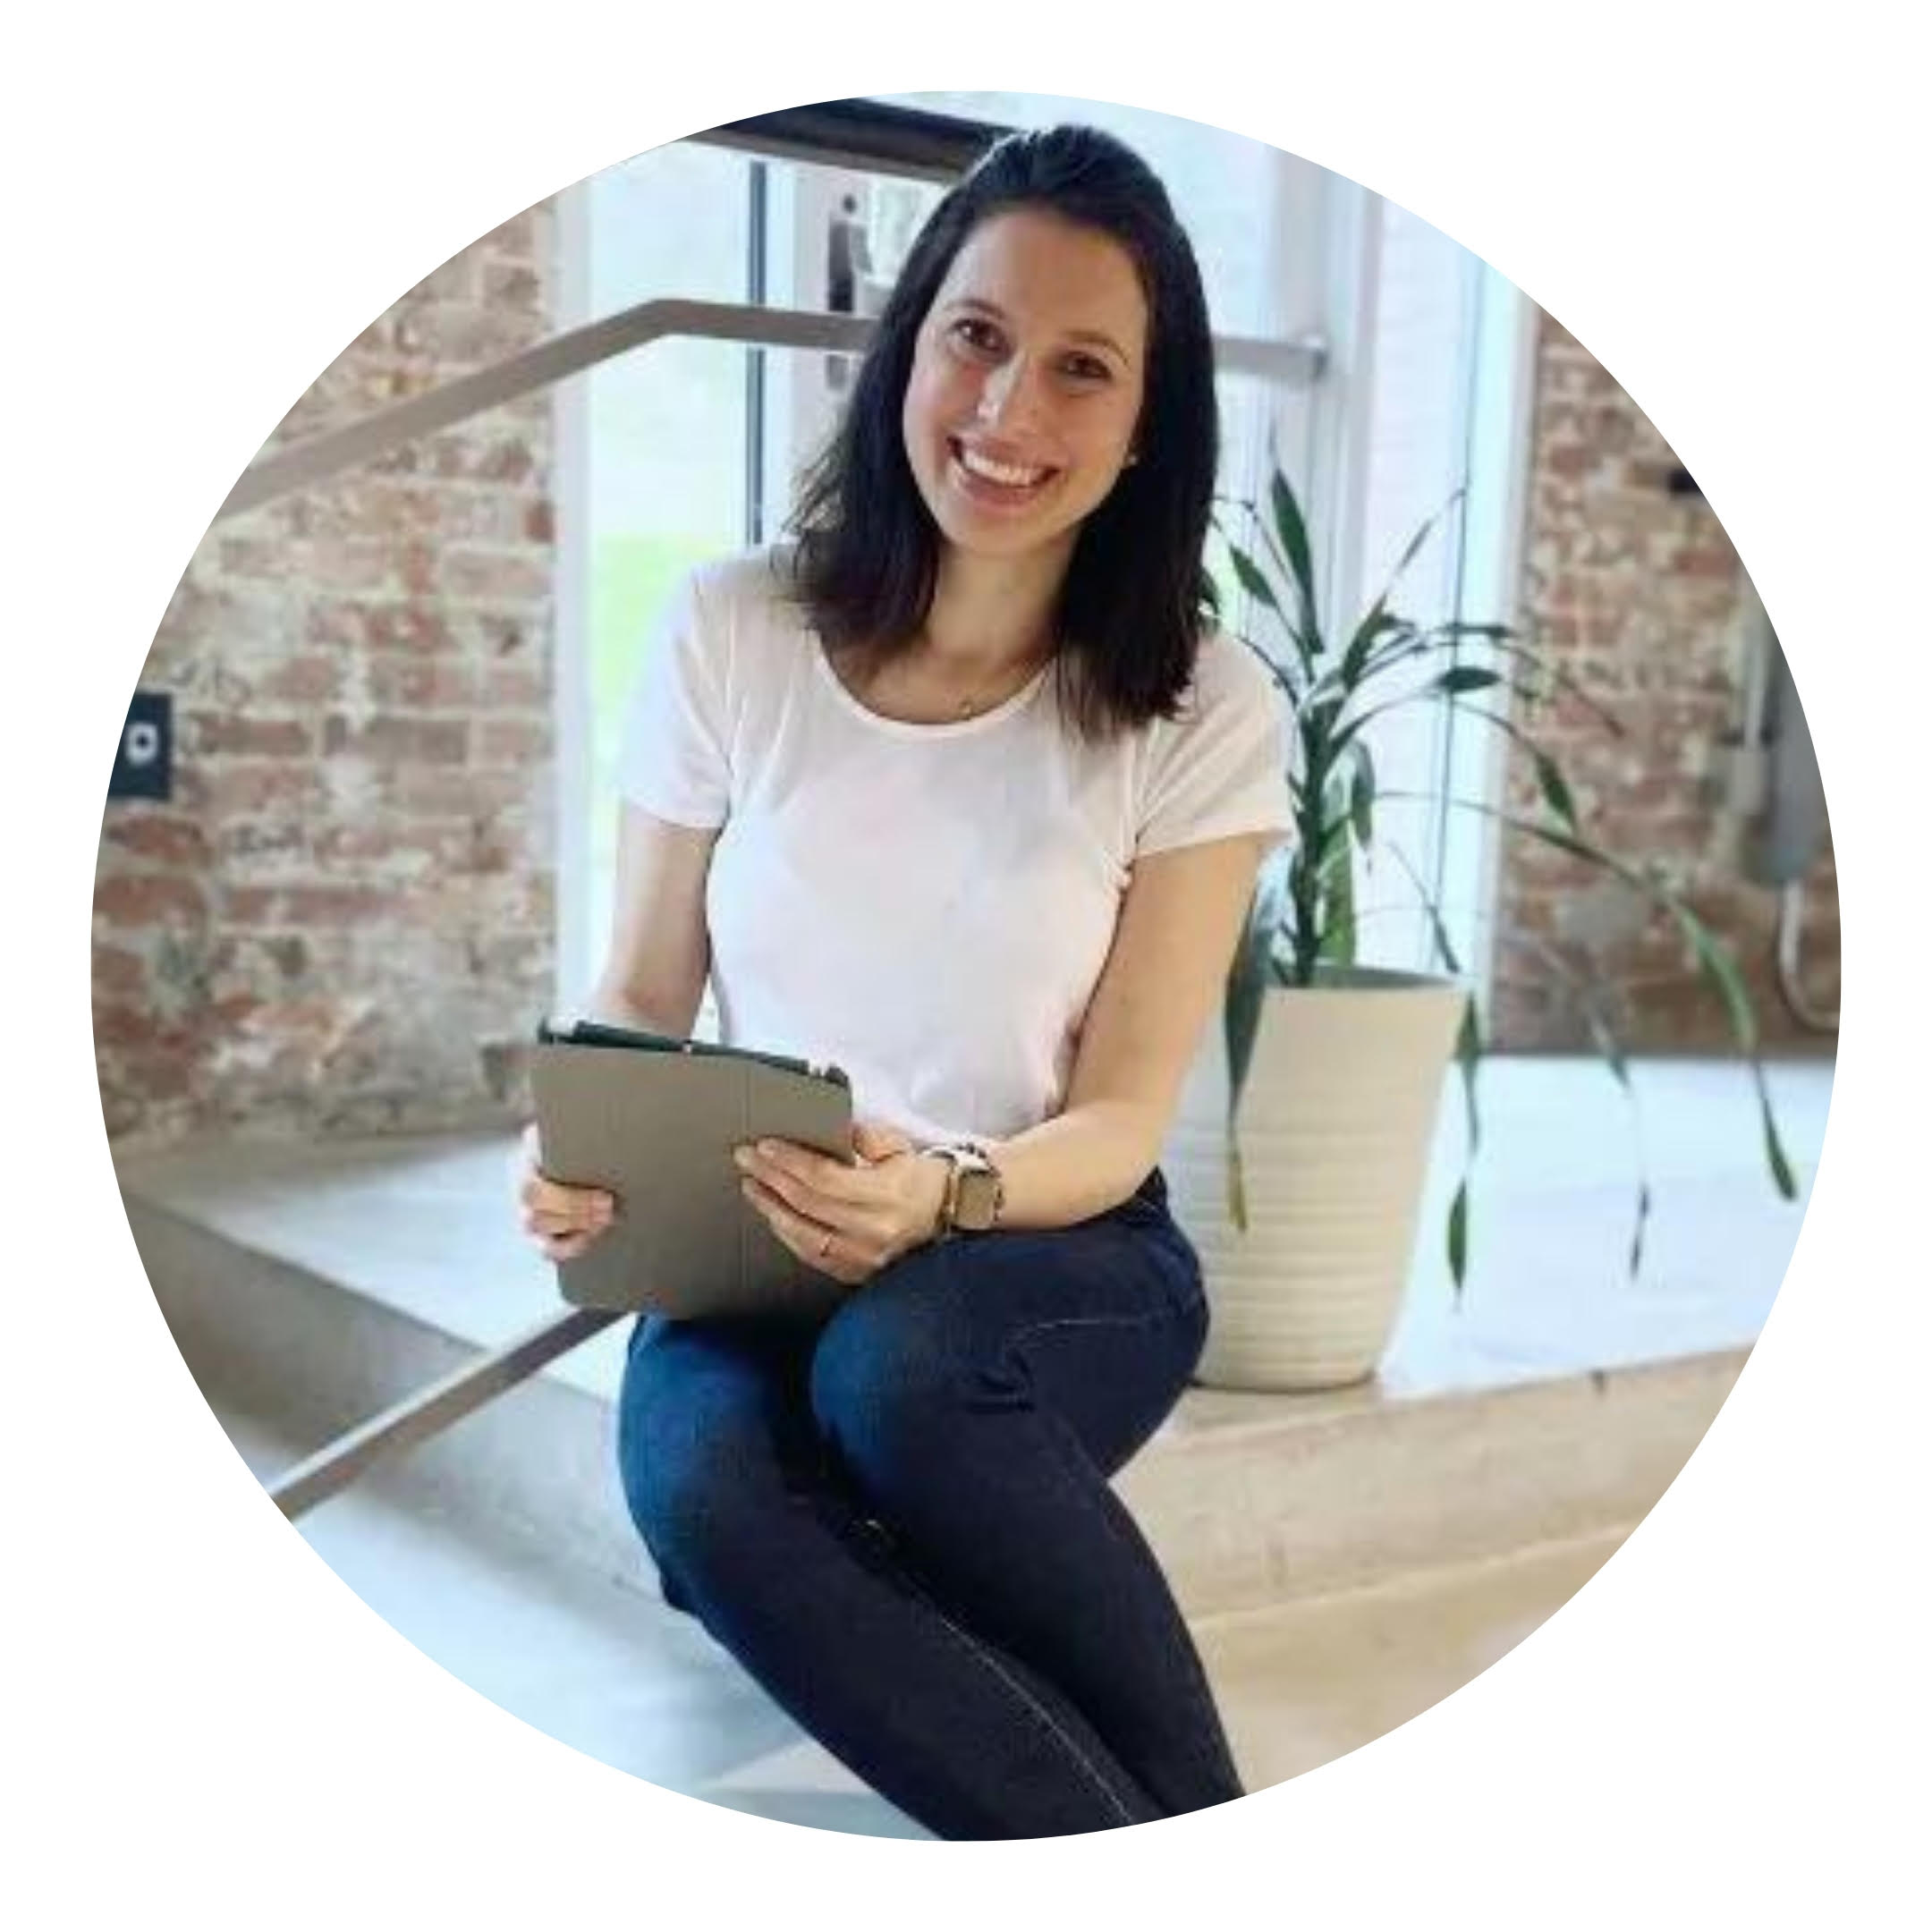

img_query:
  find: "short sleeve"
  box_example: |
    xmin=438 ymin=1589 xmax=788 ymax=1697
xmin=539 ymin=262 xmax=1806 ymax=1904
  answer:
xmin=614 ymin=566 xmax=732 ymax=828
xmin=1135 ymin=632 xmax=1294 ymax=858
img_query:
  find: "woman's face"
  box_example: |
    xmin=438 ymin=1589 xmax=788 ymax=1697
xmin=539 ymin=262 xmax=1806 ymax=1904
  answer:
xmin=901 ymin=208 xmax=1149 ymax=565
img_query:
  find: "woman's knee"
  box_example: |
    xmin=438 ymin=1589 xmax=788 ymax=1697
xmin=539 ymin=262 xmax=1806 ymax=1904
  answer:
xmin=616 ymin=1335 xmax=787 ymax=1598
xmin=809 ymin=1254 xmax=987 ymax=1479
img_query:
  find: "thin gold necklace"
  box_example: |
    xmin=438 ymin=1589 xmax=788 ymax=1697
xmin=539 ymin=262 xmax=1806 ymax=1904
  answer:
xmin=923 ymin=632 xmax=1053 ymax=719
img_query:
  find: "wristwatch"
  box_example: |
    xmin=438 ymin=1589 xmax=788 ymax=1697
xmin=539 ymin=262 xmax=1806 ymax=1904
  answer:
xmin=927 ymin=1142 xmax=1004 ymax=1238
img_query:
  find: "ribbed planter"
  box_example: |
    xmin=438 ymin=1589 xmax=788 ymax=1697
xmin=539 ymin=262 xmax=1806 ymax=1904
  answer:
xmin=1162 ymin=966 xmax=1468 ymax=1392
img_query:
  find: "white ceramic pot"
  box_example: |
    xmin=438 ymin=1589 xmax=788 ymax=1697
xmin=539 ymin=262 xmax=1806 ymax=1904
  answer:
xmin=1161 ymin=966 xmax=1467 ymax=1392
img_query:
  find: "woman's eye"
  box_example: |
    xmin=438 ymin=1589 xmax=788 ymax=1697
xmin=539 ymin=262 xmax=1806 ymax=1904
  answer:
xmin=951 ymin=318 xmax=1002 ymax=354
xmin=1063 ymin=356 xmax=1113 ymax=384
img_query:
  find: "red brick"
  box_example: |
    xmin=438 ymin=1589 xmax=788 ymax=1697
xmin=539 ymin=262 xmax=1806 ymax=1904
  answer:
xmin=400 ymin=254 xmax=479 ymax=305
xmin=218 ymin=819 xmax=309 ymax=866
xmin=307 ymin=598 xmax=458 ymax=655
xmin=217 ymin=536 xmax=298 ymax=581
xmin=423 ymin=304 xmax=546 ymax=368
xmin=222 ymin=884 xmax=404 ymax=927
xmin=95 ymin=874 xmax=208 ymax=927
xmin=479 ymin=210 xmax=541 ymax=261
xmin=184 ymin=712 xmax=313 ymax=758
xmin=480 ymin=662 xmax=544 ymax=708
xmin=383 ymin=764 xmax=533 ymax=817
xmin=93 ymin=944 xmax=149 ymax=999
xmin=322 ymin=713 xmax=469 ymax=765
xmin=472 ymin=612 xmax=536 ymax=658
xmin=365 ymin=658 xmax=479 ymax=708
xmin=102 ymin=813 xmax=210 ymax=866
xmin=306 ymin=538 xmax=414 ymax=592
xmin=178 ymin=761 xmax=328 ymax=817
xmin=441 ymin=547 xmax=552 ymax=604
xmin=312 ymin=822 xmax=464 ymax=869
xmin=256 ymin=654 xmax=349 ymax=705
xmin=476 ymin=717 xmax=550 ymax=766
xmin=482 ymin=260 xmax=544 ymax=312
xmin=93 ymin=1004 xmax=173 ymax=1052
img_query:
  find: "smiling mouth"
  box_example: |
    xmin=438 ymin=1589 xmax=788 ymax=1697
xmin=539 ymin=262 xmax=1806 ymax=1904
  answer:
xmin=947 ymin=437 xmax=1058 ymax=498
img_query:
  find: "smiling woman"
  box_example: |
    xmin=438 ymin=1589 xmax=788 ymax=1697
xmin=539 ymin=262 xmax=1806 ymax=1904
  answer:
xmin=907 ymin=213 xmax=1147 ymax=554
xmin=515 ymin=123 xmax=1293 ymax=1841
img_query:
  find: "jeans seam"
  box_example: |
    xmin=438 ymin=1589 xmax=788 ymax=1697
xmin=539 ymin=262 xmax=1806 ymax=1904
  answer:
xmin=995 ymin=1305 xmax=1239 ymax=1791
xmin=890 ymin=1555 xmax=1144 ymax=1826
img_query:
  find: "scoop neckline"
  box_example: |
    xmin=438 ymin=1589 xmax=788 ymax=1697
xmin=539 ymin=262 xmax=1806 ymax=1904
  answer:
xmin=810 ymin=637 xmax=1053 ymax=740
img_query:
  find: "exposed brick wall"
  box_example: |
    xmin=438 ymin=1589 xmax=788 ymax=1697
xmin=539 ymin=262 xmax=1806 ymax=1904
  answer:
xmin=1489 ymin=313 xmax=1840 ymax=1055
xmin=94 ymin=205 xmax=559 ymax=1148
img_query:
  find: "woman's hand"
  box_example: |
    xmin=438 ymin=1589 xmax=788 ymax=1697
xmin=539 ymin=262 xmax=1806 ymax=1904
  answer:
xmin=513 ymin=1121 xmax=616 ymax=1264
xmin=735 ymin=1119 xmax=950 ymax=1287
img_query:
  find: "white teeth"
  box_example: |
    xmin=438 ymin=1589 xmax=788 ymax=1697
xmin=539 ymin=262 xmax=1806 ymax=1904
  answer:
xmin=956 ymin=445 xmax=1048 ymax=488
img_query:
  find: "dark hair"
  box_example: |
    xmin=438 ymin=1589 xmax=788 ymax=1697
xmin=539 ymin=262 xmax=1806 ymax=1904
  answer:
xmin=782 ymin=123 xmax=1220 ymax=741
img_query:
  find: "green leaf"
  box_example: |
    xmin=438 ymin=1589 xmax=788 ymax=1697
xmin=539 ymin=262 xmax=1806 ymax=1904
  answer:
xmin=1223 ymin=847 xmax=1296 ymax=1234
xmin=1455 ymin=708 xmax=1583 ymax=836
xmin=1269 ymin=468 xmax=1319 ymax=640
xmin=1394 ymin=504 xmax=1445 ymax=578
xmin=1233 ymin=632 xmax=1303 ymax=709
xmin=1385 ymin=840 xmax=1463 ymax=977
xmin=1228 ymin=540 xmax=1282 ymax=615
xmin=1349 ymin=740 xmax=1377 ymax=850
xmin=1341 ymin=606 xmax=1403 ymax=688
xmin=1628 ymin=1181 xmax=1652 ymax=1279
xmin=1318 ymin=842 xmax=1358 ymax=966
xmin=1435 ymin=665 xmax=1505 ymax=698
xmin=1386 ymin=788 xmax=1797 ymax=1211
xmin=1364 ymin=491 xmax=1462 ymax=625
xmin=1224 ymin=867 xmax=1284 ymax=1123
xmin=1448 ymin=1182 xmax=1470 ymax=1301
xmin=1664 ymin=895 xmax=1760 ymax=1057
xmin=1435 ymin=621 xmax=1514 ymax=641
xmin=1762 ymin=1092 xmax=1799 ymax=1199
xmin=1533 ymin=750 xmax=1578 ymax=834
xmin=1467 ymin=634 xmax=1626 ymax=737
xmin=1225 ymin=1120 xmax=1249 ymax=1232
xmin=1455 ymin=998 xmax=1482 ymax=1153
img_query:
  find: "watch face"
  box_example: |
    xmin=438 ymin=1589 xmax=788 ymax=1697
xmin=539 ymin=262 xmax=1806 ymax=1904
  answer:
xmin=955 ymin=1165 xmax=1001 ymax=1230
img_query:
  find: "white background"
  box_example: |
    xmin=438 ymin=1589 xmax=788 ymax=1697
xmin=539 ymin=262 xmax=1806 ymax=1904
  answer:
xmin=6 ymin=2 xmax=1924 ymax=1924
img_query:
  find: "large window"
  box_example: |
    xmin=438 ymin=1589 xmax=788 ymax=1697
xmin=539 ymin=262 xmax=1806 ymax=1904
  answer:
xmin=553 ymin=99 xmax=1530 ymax=1015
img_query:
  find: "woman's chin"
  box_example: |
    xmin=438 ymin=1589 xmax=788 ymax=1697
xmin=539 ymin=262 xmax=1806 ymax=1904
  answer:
xmin=925 ymin=488 xmax=1088 ymax=563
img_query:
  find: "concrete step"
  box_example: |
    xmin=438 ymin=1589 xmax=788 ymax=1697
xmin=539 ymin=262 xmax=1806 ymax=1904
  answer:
xmin=121 ymin=1136 xmax=1742 ymax=1622
xmin=215 ymin=1401 xmax=1631 ymax=1835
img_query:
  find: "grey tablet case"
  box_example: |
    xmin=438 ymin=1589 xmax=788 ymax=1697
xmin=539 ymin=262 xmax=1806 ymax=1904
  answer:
xmin=529 ymin=1018 xmax=856 ymax=1319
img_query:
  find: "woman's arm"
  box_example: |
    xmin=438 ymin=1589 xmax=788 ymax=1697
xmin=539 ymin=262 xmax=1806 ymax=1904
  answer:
xmin=583 ymin=801 xmax=720 ymax=1037
xmin=979 ymin=830 xmax=1278 ymax=1230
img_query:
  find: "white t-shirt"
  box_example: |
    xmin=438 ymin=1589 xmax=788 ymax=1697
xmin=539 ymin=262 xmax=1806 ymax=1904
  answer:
xmin=615 ymin=545 xmax=1293 ymax=1148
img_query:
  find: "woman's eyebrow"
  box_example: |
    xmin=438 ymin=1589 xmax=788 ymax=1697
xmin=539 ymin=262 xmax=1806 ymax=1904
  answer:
xmin=945 ymin=296 xmax=1132 ymax=362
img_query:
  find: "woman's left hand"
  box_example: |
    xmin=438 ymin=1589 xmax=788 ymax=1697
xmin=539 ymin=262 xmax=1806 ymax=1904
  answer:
xmin=735 ymin=1119 xmax=950 ymax=1286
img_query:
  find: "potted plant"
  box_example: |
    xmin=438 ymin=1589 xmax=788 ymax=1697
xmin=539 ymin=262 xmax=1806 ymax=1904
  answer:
xmin=1161 ymin=458 xmax=1798 ymax=1392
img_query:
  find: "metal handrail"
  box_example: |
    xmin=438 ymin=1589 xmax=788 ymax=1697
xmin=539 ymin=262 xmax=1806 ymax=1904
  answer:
xmin=267 ymin=1307 xmax=623 ymax=1520
xmin=218 ymin=296 xmax=1326 ymax=520
xmin=254 ymin=293 xmax=1327 ymax=1521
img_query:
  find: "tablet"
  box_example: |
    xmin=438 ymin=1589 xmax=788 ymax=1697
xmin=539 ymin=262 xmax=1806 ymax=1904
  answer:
xmin=529 ymin=1017 xmax=856 ymax=1318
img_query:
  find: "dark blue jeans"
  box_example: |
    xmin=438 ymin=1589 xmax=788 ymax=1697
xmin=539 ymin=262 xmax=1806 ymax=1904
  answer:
xmin=614 ymin=1169 xmax=1244 ymax=1840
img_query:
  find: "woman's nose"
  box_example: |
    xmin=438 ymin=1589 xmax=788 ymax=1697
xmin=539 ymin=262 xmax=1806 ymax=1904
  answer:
xmin=976 ymin=354 xmax=1043 ymax=430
